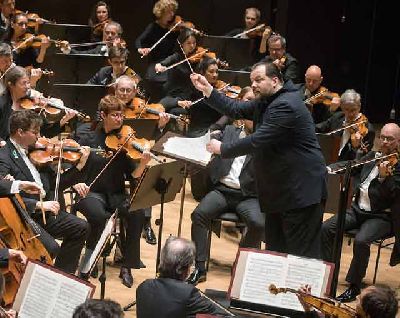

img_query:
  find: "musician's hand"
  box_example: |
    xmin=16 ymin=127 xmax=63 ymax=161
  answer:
xmin=76 ymin=146 xmax=90 ymax=170
xmin=190 ymin=73 xmax=213 ymax=97
xmin=140 ymin=146 xmax=152 ymax=165
xmin=158 ymin=112 xmax=170 ymax=129
xmin=330 ymin=97 xmax=341 ymax=112
xmin=73 ymin=183 xmax=90 ymax=198
xmin=262 ymin=26 xmax=272 ymax=39
xmin=58 ymin=40 xmax=71 ymax=54
xmin=60 ymin=108 xmax=78 ymax=126
xmin=155 ymin=63 xmax=167 ymax=73
xmin=0 ymin=140 xmax=5 ymax=147
xmin=138 ymin=48 xmax=151 ymax=57
xmin=19 ymin=181 xmax=43 ymax=194
xmin=177 ymin=100 xmax=192 ymax=109
xmin=29 ymin=68 xmax=43 ymax=87
xmin=206 ymin=139 xmax=221 ymax=155
xmin=379 ymin=160 xmax=391 ymax=179
xmin=3 ymin=174 xmax=14 ymax=181
xmin=297 ymin=284 xmax=312 ymax=312
xmin=5 ymin=308 xmax=17 ymax=318
xmin=38 ymin=200 xmax=60 ymax=215
xmin=273 ymin=58 xmax=285 ymax=70
xmin=8 ymin=249 xmax=28 ymax=266
xmin=41 ymin=36 xmax=51 ymax=50
xmin=350 ymin=131 xmax=362 ymax=149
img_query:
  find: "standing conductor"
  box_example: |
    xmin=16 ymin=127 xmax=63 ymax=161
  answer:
xmin=190 ymin=62 xmax=327 ymax=258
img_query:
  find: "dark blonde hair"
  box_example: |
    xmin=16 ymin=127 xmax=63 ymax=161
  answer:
xmin=153 ymin=0 xmax=178 ymax=18
xmin=98 ymin=94 xmax=125 ymax=115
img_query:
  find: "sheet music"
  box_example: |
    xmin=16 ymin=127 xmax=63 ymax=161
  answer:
xmin=162 ymin=131 xmax=212 ymax=166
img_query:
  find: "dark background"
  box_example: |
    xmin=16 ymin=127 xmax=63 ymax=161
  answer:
xmin=19 ymin=0 xmax=399 ymax=124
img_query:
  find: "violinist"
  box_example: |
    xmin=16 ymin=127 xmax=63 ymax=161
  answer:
xmin=0 ymin=66 xmax=78 ymax=141
xmin=87 ymin=46 xmax=140 ymax=86
xmin=322 ymin=123 xmax=400 ymax=303
xmin=315 ymin=89 xmax=375 ymax=161
xmin=258 ymin=34 xmax=301 ymax=83
xmin=0 ymin=110 xmax=90 ymax=274
xmin=73 ymin=95 xmax=150 ymax=287
xmin=88 ymin=1 xmax=112 ymax=43
xmin=0 ymin=0 xmax=14 ymax=41
xmin=6 ymin=12 xmax=50 ymax=68
xmin=297 ymin=65 xmax=341 ymax=123
xmin=135 ymin=0 xmax=179 ymax=102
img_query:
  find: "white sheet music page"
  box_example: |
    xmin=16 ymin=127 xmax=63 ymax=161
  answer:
xmin=162 ymin=131 xmax=212 ymax=166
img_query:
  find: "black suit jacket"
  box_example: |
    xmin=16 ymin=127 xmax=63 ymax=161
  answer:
xmin=0 ymin=248 xmax=9 ymax=268
xmin=87 ymin=66 xmax=140 ymax=86
xmin=0 ymin=179 xmax=12 ymax=196
xmin=209 ymin=125 xmax=256 ymax=197
xmin=315 ymin=111 xmax=375 ymax=161
xmin=0 ymin=141 xmax=82 ymax=212
xmin=205 ymin=80 xmax=327 ymax=214
xmin=259 ymin=53 xmax=301 ymax=83
xmin=136 ymin=278 xmax=229 ymax=318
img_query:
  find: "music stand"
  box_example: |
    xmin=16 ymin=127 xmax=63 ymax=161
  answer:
xmin=123 ymin=118 xmax=158 ymax=140
xmin=317 ymin=134 xmax=341 ymax=165
xmin=39 ymin=23 xmax=92 ymax=44
xmin=219 ymin=69 xmax=251 ymax=88
xmin=123 ymin=158 xmax=184 ymax=311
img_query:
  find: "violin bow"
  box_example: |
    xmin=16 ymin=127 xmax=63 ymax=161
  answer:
xmin=141 ymin=20 xmax=182 ymax=59
xmin=177 ymin=39 xmax=194 ymax=74
xmin=158 ymin=49 xmax=208 ymax=73
xmin=52 ymin=138 xmax=65 ymax=220
xmin=233 ymin=23 xmax=265 ymax=38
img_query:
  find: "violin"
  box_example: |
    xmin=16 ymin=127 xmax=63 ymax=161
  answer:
xmin=12 ymin=33 xmax=59 ymax=52
xmin=305 ymin=87 xmax=340 ymax=107
xmin=170 ymin=15 xmax=204 ymax=36
xmin=28 ymin=137 xmax=107 ymax=167
xmin=188 ymin=46 xmax=229 ymax=69
xmin=377 ymin=152 xmax=399 ymax=176
xmin=214 ymin=80 xmax=241 ymax=99
xmin=92 ymin=18 xmax=111 ymax=38
xmin=14 ymin=10 xmax=53 ymax=30
xmin=347 ymin=114 xmax=369 ymax=151
xmin=105 ymin=125 xmax=163 ymax=162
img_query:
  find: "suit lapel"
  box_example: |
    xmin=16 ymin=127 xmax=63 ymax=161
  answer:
xmin=7 ymin=143 xmax=35 ymax=181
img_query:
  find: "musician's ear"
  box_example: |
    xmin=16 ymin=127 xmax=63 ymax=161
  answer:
xmin=100 ymin=111 xmax=106 ymax=120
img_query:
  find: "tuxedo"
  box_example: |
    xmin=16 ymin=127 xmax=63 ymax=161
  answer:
xmin=0 ymin=141 xmax=89 ymax=274
xmin=87 ymin=66 xmax=140 ymax=86
xmin=322 ymin=151 xmax=399 ymax=287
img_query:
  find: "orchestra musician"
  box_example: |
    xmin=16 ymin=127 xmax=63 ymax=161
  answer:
xmin=0 ymin=110 xmax=90 ymax=274
xmin=296 ymin=65 xmax=341 ymax=123
xmin=0 ymin=66 xmax=77 ymax=141
xmin=191 ymin=62 xmax=327 ymax=259
xmin=5 ymin=12 xmax=50 ymax=68
xmin=87 ymin=46 xmax=140 ymax=86
xmin=88 ymin=1 xmax=112 ymax=43
xmin=188 ymin=117 xmax=265 ymax=286
xmin=321 ymin=123 xmax=400 ymax=303
xmin=258 ymin=34 xmax=301 ymax=83
xmin=135 ymin=0 xmax=179 ymax=102
xmin=0 ymin=0 xmax=15 ymax=41
xmin=315 ymin=89 xmax=375 ymax=161
xmin=73 ymin=95 xmax=151 ymax=288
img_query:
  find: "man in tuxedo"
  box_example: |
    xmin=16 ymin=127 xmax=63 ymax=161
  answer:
xmin=191 ymin=62 xmax=326 ymax=259
xmin=321 ymin=123 xmax=400 ymax=302
xmin=0 ymin=110 xmax=90 ymax=274
xmin=187 ymin=120 xmax=264 ymax=285
xmin=136 ymin=236 xmax=230 ymax=318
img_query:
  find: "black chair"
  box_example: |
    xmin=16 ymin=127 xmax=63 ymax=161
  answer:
xmin=345 ymin=228 xmax=394 ymax=284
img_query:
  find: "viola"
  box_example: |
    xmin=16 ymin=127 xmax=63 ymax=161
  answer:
xmin=170 ymin=15 xmax=204 ymax=36
xmin=305 ymin=87 xmax=340 ymax=107
xmin=188 ymin=46 xmax=229 ymax=69
xmin=214 ymin=80 xmax=241 ymax=99
xmin=105 ymin=125 xmax=162 ymax=162
xmin=28 ymin=137 xmax=107 ymax=167
xmin=0 ymin=194 xmax=53 ymax=306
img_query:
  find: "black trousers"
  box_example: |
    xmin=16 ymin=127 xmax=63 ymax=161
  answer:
xmin=321 ymin=207 xmax=392 ymax=287
xmin=191 ymin=184 xmax=264 ymax=265
xmin=75 ymin=192 xmax=145 ymax=269
xmin=264 ymin=203 xmax=323 ymax=259
xmin=34 ymin=210 xmax=89 ymax=274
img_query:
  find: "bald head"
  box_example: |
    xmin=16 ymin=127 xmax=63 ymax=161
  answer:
xmin=379 ymin=123 xmax=400 ymax=154
xmin=115 ymin=75 xmax=136 ymax=103
xmin=305 ymin=65 xmax=323 ymax=93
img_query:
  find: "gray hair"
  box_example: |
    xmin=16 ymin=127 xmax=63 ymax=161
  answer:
xmin=158 ymin=236 xmax=195 ymax=280
xmin=115 ymin=75 xmax=136 ymax=89
xmin=105 ymin=21 xmax=123 ymax=36
xmin=268 ymin=34 xmax=286 ymax=49
xmin=0 ymin=42 xmax=12 ymax=57
xmin=340 ymin=89 xmax=361 ymax=106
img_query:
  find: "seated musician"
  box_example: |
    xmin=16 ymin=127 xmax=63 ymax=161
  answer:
xmin=5 ymin=12 xmax=50 ymax=69
xmin=0 ymin=175 xmax=44 ymax=196
xmin=136 ymin=236 xmax=231 ymax=318
xmin=73 ymin=299 xmax=123 ymax=318
xmin=321 ymin=123 xmax=400 ymax=302
xmin=296 ymin=65 xmax=341 ymax=123
xmin=0 ymin=110 xmax=90 ymax=274
xmin=315 ymin=89 xmax=375 ymax=161
xmin=257 ymin=34 xmax=301 ymax=83
xmin=0 ymin=0 xmax=14 ymax=41
xmin=61 ymin=21 xmax=124 ymax=56
xmin=135 ymin=0 xmax=179 ymax=102
xmin=187 ymin=118 xmax=264 ymax=285
xmin=87 ymin=46 xmax=140 ymax=87
xmin=0 ymin=66 xmax=77 ymax=141
xmin=73 ymin=95 xmax=150 ymax=288
xmin=88 ymin=1 xmax=112 ymax=43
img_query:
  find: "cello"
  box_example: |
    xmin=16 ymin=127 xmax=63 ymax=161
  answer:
xmin=0 ymin=194 xmax=52 ymax=306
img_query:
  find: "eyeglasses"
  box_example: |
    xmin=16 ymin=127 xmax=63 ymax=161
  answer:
xmin=117 ymin=88 xmax=133 ymax=94
xmin=109 ymin=112 xmax=125 ymax=119
xmin=16 ymin=22 xmax=28 ymax=26
xmin=379 ymin=135 xmax=396 ymax=142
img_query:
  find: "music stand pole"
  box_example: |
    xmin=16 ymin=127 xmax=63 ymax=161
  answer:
xmin=177 ymin=119 xmax=189 ymax=237
xmin=330 ymin=161 xmax=352 ymax=297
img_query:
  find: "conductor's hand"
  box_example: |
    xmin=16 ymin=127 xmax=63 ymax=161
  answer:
xmin=19 ymin=181 xmax=44 ymax=194
xmin=73 ymin=183 xmax=90 ymax=198
xmin=8 ymin=249 xmax=27 ymax=266
xmin=206 ymin=139 xmax=221 ymax=155
xmin=190 ymin=73 xmax=213 ymax=97
xmin=37 ymin=200 xmax=60 ymax=215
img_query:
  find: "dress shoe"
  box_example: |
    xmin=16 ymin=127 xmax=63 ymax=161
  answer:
xmin=186 ymin=268 xmax=207 ymax=286
xmin=119 ymin=267 xmax=133 ymax=288
xmin=390 ymin=250 xmax=400 ymax=267
xmin=336 ymin=285 xmax=360 ymax=303
xmin=142 ymin=226 xmax=157 ymax=245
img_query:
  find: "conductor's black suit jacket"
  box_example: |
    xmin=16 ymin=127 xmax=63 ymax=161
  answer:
xmin=205 ymin=80 xmax=327 ymax=214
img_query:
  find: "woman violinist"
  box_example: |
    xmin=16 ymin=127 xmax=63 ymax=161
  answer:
xmin=6 ymin=12 xmax=50 ymax=69
xmin=315 ymin=89 xmax=375 ymax=161
xmin=88 ymin=1 xmax=112 ymax=43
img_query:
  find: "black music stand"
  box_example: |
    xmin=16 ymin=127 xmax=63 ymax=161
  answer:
xmin=123 ymin=159 xmax=184 ymax=311
xmin=123 ymin=118 xmax=158 ymax=140
xmin=219 ymin=69 xmax=251 ymax=87
xmin=317 ymin=134 xmax=341 ymax=165
xmin=39 ymin=23 xmax=92 ymax=44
